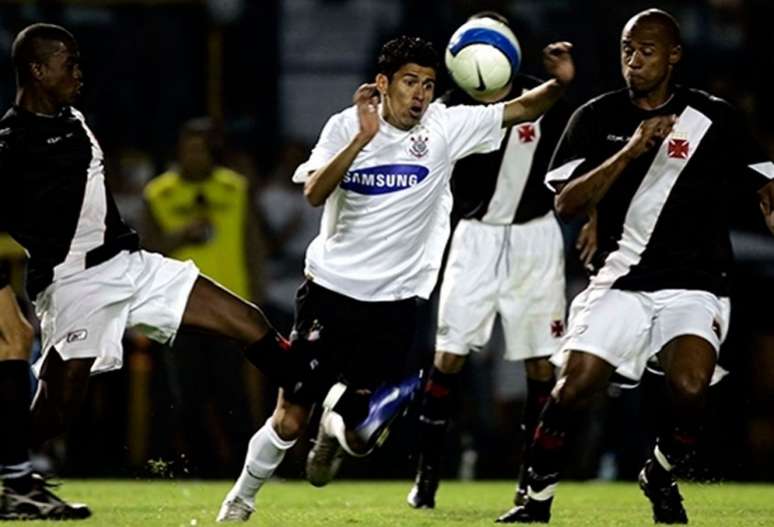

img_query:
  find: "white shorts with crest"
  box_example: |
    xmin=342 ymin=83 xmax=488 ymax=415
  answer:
xmin=33 ymin=250 xmax=199 ymax=376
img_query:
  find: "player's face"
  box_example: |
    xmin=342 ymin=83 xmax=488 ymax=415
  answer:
xmin=38 ymin=42 xmax=83 ymax=106
xmin=620 ymin=23 xmax=679 ymax=96
xmin=380 ymin=63 xmax=436 ymax=130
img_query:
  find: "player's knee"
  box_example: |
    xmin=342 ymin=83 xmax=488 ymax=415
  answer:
xmin=433 ymin=351 xmax=465 ymax=374
xmin=669 ymin=372 xmax=710 ymax=401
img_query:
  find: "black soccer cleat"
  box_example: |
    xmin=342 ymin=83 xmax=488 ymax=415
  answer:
xmin=639 ymin=461 xmax=688 ymax=524
xmin=0 ymin=473 xmax=91 ymax=520
xmin=406 ymin=468 xmax=439 ymax=509
xmin=495 ymin=498 xmax=552 ymax=523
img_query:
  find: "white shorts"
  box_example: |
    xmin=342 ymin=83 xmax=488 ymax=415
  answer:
xmin=33 ymin=250 xmax=199 ymax=376
xmin=436 ymin=214 xmax=566 ymax=361
xmin=554 ymin=287 xmax=731 ymax=382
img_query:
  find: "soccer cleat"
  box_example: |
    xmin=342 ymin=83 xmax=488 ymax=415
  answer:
xmin=306 ymin=411 xmax=346 ymax=487
xmin=349 ymin=373 xmax=422 ymax=455
xmin=495 ymin=498 xmax=552 ymax=524
xmin=638 ymin=460 xmax=688 ymax=524
xmin=406 ymin=468 xmax=439 ymax=509
xmin=0 ymin=473 xmax=91 ymax=520
xmin=325 ymin=373 xmax=422 ymax=457
xmin=216 ymin=495 xmax=254 ymax=523
xmin=513 ymin=485 xmax=528 ymax=507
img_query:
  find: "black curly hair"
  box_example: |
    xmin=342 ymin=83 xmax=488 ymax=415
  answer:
xmin=377 ymin=35 xmax=439 ymax=80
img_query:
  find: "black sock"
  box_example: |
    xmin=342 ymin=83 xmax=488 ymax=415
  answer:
xmin=416 ymin=368 xmax=457 ymax=474
xmin=519 ymin=376 xmax=555 ymax=489
xmin=526 ymin=399 xmax=567 ymax=496
xmin=0 ymin=360 xmax=32 ymax=480
xmin=243 ymin=329 xmax=290 ymax=377
xmin=648 ymin=425 xmax=700 ymax=486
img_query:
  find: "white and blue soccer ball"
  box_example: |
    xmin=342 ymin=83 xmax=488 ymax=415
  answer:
xmin=445 ymin=17 xmax=521 ymax=98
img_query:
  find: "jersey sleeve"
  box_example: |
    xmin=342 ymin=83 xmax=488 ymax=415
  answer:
xmin=292 ymin=110 xmax=353 ymax=183
xmin=544 ymin=103 xmax=598 ymax=193
xmin=442 ymin=102 xmax=506 ymax=161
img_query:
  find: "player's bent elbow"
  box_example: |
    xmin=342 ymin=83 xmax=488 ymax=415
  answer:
xmin=303 ymin=183 xmax=326 ymax=207
xmin=554 ymin=194 xmax=582 ymax=222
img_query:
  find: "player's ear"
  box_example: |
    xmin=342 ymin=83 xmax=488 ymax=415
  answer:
xmin=30 ymin=62 xmax=45 ymax=81
xmin=668 ymin=44 xmax=682 ymax=66
xmin=375 ymin=73 xmax=389 ymax=96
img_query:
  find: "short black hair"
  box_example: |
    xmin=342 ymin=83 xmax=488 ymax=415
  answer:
xmin=12 ymin=23 xmax=77 ymax=85
xmin=629 ymin=9 xmax=682 ymax=47
xmin=468 ymin=11 xmax=510 ymax=26
xmin=377 ymin=36 xmax=438 ymax=80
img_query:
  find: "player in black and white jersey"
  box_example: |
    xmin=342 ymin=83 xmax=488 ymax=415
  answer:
xmin=507 ymin=9 xmax=774 ymax=524
xmin=406 ymin=12 xmax=572 ymax=514
xmin=217 ymin=34 xmax=574 ymax=522
xmin=0 ymin=23 xmax=332 ymax=515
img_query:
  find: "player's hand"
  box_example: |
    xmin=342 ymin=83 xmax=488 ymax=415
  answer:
xmin=543 ymin=42 xmax=574 ymax=87
xmin=758 ymin=180 xmax=774 ymax=236
xmin=353 ymin=83 xmax=380 ymax=144
xmin=576 ymin=210 xmax=598 ymax=271
xmin=624 ymin=115 xmax=677 ymax=159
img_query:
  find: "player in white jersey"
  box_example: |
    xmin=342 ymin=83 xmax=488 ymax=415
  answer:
xmin=217 ymin=35 xmax=574 ymax=522
xmin=406 ymin=11 xmax=572 ymax=515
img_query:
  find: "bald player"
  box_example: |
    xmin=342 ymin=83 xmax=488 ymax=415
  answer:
xmin=497 ymin=9 xmax=774 ymax=524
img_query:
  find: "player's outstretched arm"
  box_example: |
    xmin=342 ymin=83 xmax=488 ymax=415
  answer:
xmin=554 ymin=115 xmax=676 ymax=220
xmin=502 ymin=42 xmax=574 ymax=128
xmin=303 ymin=84 xmax=380 ymax=206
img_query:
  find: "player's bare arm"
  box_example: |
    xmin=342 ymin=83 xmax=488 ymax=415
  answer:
xmin=757 ymin=180 xmax=774 ymax=236
xmin=554 ymin=114 xmax=676 ymax=220
xmin=502 ymin=42 xmax=574 ymax=127
xmin=303 ymin=83 xmax=380 ymax=206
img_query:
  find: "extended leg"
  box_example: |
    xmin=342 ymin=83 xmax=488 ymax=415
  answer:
xmin=407 ymin=351 xmax=465 ymax=509
xmin=496 ymin=351 xmax=613 ymax=523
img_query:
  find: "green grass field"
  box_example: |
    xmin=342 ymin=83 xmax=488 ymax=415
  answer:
xmin=4 ymin=480 xmax=773 ymax=526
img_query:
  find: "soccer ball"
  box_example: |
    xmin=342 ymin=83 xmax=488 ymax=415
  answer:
xmin=445 ymin=17 xmax=521 ymax=98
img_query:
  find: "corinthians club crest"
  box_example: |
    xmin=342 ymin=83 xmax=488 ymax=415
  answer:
xmin=408 ymin=134 xmax=429 ymax=158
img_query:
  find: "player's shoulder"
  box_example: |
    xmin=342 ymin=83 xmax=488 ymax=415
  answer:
xmin=680 ymin=86 xmax=736 ymax=118
xmin=581 ymin=88 xmax=629 ymax=112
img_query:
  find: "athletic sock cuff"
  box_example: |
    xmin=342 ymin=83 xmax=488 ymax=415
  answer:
xmin=266 ymin=418 xmax=297 ymax=450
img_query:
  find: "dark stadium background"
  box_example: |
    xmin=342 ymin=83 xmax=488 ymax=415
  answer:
xmin=0 ymin=0 xmax=772 ymax=483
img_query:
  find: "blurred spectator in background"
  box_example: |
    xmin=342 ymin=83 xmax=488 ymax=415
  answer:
xmin=257 ymin=140 xmax=322 ymax=334
xmin=141 ymin=117 xmax=268 ymax=477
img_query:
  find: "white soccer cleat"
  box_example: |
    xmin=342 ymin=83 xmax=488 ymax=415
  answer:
xmin=306 ymin=410 xmax=346 ymax=487
xmin=216 ymin=495 xmax=254 ymax=523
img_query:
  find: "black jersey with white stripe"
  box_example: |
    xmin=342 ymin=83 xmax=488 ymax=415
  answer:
xmin=445 ymin=75 xmax=571 ymax=225
xmin=0 ymin=105 xmax=139 ymax=297
xmin=546 ymin=86 xmax=773 ymax=296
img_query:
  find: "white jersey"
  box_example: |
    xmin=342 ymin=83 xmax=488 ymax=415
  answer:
xmin=293 ymin=100 xmax=505 ymax=301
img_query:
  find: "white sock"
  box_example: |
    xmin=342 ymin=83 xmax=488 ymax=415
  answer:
xmin=228 ymin=417 xmax=296 ymax=504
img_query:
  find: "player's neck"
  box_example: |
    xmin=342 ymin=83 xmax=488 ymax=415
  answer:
xmin=15 ymin=87 xmax=61 ymax=116
xmin=629 ymin=83 xmax=673 ymax=111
